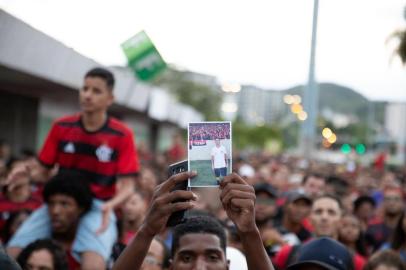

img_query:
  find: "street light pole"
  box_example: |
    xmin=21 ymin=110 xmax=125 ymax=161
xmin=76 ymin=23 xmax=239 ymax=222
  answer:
xmin=301 ymin=0 xmax=319 ymax=158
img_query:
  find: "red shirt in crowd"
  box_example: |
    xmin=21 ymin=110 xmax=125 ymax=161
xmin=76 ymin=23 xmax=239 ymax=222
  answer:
xmin=38 ymin=114 xmax=139 ymax=200
xmin=0 ymin=193 xmax=42 ymax=237
xmin=167 ymin=143 xmax=185 ymax=163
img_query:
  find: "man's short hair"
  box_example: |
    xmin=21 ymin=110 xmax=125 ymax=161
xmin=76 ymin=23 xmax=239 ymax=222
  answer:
xmin=171 ymin=216 xmax=227 ymax=258
xmin=313 ymin=194 xmax=343 ymax=210
xmin=16 ymin=239 xmax=69 ymax=270
xmin=302 ymin=173 xmax=325 ymax=184
xmin=363 ymin=250 xmax=406 ymax=270
xmin=353 ymin=195 xmax=376 ymax=212
xmin=85 ymin=67 xmax=115 ymax=90
xmin=43 ymin=171 xmax=93 ymax=214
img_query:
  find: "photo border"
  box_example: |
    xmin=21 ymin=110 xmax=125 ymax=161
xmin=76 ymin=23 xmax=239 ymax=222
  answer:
xmin=187 ymin=121 xmax=232 ymax=188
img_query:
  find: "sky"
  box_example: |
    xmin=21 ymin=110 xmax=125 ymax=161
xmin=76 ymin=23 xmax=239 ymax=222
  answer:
xmin=1 ymin=0 xmax=406 ymax=102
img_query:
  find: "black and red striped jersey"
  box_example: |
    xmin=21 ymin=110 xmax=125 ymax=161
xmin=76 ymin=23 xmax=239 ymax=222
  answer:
xmin=38 ymin=114 xmax=139 ymax=200
xmin=0 ymin=193 xmax=42 ymax=236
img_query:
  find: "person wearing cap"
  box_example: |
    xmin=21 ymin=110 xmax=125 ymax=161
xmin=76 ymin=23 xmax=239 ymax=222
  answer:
xmin=286 ymin=237 xmax=353 ymax=270
xmin=254 ymin=183 xmax=279 ymax=227
xmin=253 ymin=183 xmax=287 ymax=257
xmin=238 ymin=164 xmax=255 ymax=184
xmin=273 ymin=195 xmax=365 ymax=270
xmin=276 ymin=191 xmax=312 ymax=243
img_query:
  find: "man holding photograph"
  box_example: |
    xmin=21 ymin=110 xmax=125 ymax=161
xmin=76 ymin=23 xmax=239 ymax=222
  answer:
xmin=211 ymin=139 xmax=228 ymax=181
xmin=113 ymin=172 xmax=274 ymax=270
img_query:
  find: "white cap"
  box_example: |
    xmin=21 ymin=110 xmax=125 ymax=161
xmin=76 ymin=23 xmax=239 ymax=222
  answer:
xmin=226 ymin=246 xmax=248 ymax=270
xmin=238 ymin=164 xmax=255 ymax=178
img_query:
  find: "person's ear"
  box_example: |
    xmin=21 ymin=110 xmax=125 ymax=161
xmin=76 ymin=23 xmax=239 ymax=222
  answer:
xmin=108 ymin=92 xmax=114 ymax=106
xmin=168 ymin=259 xmax=174 ymax=270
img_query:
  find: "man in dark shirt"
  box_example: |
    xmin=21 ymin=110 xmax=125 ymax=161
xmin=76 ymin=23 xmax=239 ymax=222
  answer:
xmin=365 ymin=188 xmax=404 ymax=251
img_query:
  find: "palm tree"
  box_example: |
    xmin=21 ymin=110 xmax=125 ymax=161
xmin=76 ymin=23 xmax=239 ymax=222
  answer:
xmin=392 ymin=29 xmax=406 ymax=64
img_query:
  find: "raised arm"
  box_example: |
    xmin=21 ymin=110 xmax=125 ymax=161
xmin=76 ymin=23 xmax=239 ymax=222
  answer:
xmin=113 ymin=171 xmax=197 ymax=270
xmin=220 ymin=173 xmax=275 ymax=270
xmin=5 ymin=158 xmax=52 ymax=190
xmin=7 ymin=121 xmax=61 ymax=188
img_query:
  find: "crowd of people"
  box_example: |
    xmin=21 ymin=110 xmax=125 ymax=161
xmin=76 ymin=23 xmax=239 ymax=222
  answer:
xmin=189 ymin=123 xmax=231 ymax=141
xmin=1 ymin=68 xmax=406 ymax=270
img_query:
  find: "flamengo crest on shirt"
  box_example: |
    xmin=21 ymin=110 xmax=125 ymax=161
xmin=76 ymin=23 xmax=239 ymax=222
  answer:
xmin=64 ymin=142 xmax=75 ymax=153
xmin=96 ymin=144 xmax=113 ymax=162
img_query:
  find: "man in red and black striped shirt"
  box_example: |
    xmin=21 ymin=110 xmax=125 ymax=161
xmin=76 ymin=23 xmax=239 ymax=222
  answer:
xmin=7 ymin=68 xmax=139 ymax=270
xmin=39 ymin=107 xmax=138 ymax=202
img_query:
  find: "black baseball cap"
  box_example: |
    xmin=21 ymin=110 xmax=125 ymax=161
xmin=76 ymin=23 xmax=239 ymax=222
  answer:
xmin=287 ymin=237 xmax=353 ymax=270
xmin=286 ymin=190 xmax=312 ymax=206
xmin=253 ymin=183 xmax=278 ymax=198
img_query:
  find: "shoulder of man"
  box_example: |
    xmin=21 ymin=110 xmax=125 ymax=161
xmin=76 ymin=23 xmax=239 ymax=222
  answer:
xmin=107 ymin=117 xmax=134 ymax=137
xmin=273 ymin=244 xmax=297 ymax=269
xmin=54 ymin=114 xmax=80 ymax=125
xmin=0 ymin=247 xmax=21 ymax=270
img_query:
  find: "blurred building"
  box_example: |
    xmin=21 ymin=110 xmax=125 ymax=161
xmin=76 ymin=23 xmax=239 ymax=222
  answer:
xmin=385 ymin=102 xmax=406 ymax=163
xmin=182 ymin=71 xmax=220 ymax=91
xmin=265 ymin=90 xmax=285 ymax=123
xmin=236 ymin=86 xmax=284 ymax=126
xmin=0 ymin=10 xmax=203 ymax=155
xmin=237 ymin=85 xmax=266 ymax=125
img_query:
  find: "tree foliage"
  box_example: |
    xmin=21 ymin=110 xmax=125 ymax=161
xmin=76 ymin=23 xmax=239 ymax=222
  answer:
xmin=152 ymin=68 xmax=223 ymax=120
xmin=392 ymin=29 xmax=406 ymax=64
xmin=232 ymin=120 xmax=283 ymax=150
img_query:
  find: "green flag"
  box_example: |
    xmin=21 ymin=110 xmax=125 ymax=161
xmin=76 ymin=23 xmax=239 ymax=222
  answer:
xmin=121 ymin=31 xmax=166 ymax=81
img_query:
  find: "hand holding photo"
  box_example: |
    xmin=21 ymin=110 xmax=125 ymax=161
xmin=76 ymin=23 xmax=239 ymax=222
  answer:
xmin=188 ymin=122 xmax=232 ymax=187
